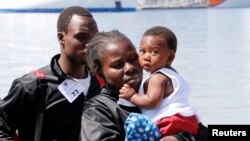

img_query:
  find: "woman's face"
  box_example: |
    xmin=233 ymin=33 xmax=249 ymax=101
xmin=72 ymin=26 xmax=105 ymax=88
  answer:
xmin=100 ymin=40 xmax=142 ymax=91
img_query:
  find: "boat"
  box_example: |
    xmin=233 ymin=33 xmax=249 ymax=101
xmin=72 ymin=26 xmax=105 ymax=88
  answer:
xmin=0 ymin=0 xmax=137 ymax=13
xmin=208 ymin=0 xmax=250 ymax=8
xmin=137 ymin=0 xmax=250 ymax=9
xmin=137 ymin=0 xmax=207 ymax=9
xmin=0 ymin=0 xmax=249 ymax=13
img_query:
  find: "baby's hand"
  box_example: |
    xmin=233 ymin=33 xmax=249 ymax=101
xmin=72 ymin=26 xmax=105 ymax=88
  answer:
xmin=119 ymin=84 xmax=136 ymax=100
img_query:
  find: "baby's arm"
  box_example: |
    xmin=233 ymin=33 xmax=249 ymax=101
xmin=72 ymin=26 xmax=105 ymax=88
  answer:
xmin=119 ymin=84 xmax=137 ymax=100
xmin=120 ymin=73 xmax=172 ymax=109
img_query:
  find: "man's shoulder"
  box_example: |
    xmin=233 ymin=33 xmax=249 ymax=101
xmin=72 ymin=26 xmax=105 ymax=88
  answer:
xmin=37 ymin=65 xmax=52 ymax=76
xmin=12 ymin=65 xmax=50 ymax=86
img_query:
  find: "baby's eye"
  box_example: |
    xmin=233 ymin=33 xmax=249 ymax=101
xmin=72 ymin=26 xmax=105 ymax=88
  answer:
xmin=139 ymin=50 xmax=145 ymax=55
xmin=152 ymin=50 xmax=158 ymax=56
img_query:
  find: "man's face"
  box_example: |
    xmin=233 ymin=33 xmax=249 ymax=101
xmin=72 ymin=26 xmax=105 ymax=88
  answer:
xmin=62 ymin=14 xmax=98 ymax=65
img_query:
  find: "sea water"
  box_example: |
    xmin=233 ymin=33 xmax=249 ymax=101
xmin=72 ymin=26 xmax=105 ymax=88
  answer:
xmin=0 ymin=8 xmax=250 ymax=125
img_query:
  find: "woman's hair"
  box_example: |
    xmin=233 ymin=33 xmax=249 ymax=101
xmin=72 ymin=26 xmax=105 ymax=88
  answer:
xmin=86 ymin=30 xmax=134 ymax=75
xmin=144 ymin=26 xmax=177 ymax=53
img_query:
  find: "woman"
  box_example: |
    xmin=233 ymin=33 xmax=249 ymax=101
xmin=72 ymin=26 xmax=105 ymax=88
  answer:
xmin=80 ymin=30 xmax=207 ymax=141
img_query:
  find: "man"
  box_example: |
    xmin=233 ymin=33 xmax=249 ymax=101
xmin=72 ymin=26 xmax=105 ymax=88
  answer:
xmin=0 ymin=6 xmax=101 ymax=141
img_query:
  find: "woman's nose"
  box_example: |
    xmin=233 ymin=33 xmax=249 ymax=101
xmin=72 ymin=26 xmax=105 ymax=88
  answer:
xmin=124 ymin=62 xmax=135 ymax=74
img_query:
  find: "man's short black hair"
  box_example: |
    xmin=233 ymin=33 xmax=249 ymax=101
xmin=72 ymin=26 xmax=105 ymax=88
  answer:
xmin=57 ymin=6 xmax=93 ymax=32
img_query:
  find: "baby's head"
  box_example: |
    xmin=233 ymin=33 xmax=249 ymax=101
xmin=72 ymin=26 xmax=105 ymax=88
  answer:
xmin=139 ymin=26 xmax=177 ymax=72
xmin=87 ymin=30 xmax=142 ymax=92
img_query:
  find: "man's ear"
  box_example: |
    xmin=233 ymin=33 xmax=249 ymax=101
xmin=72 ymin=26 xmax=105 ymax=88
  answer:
xmin=57 ymin=32 xmax=65 ymax=45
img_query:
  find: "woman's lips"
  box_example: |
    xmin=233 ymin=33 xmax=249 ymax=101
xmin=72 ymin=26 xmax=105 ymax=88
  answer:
xmin=124 ymin=73 xmax=141 ymax=84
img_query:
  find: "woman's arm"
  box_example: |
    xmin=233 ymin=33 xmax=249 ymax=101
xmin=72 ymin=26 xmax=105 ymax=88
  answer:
xmin=80 ymin=105 xmax=124 ymax=141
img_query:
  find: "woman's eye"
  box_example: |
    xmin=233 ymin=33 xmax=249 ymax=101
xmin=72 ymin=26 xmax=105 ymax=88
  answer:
xmin=128 ymin=56 xmax=138 ymax=63
xmin=112 ymin=62 xmax=124 ymax=69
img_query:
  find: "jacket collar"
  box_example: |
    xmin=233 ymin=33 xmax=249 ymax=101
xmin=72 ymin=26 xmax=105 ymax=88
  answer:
xmin=100 ymin=86 xmax=119 ymax=101
xmin=50 ymin=54 xmax=68 ymax=79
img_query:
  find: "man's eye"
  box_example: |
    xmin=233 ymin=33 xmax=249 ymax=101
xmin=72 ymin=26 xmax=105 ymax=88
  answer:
xmin=75 ymin=34 xmax=90 ymax=43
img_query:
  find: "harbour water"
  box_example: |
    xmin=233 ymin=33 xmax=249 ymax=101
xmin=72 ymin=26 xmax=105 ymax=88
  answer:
xmin=0 ymin=8 xmax=250 ymax=125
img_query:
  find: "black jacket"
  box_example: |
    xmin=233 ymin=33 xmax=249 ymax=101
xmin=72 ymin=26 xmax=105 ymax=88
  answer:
xmin=80 ymin=86 xmax=207 ymax=141
xmin=0 ymin=54 xmax=101 ymax=141
xmin=80 ymin=86 xmax=140 ymax=141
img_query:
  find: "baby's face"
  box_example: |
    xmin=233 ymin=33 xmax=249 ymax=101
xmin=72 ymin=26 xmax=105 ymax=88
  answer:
xmin=100 ymin=40 xmax=142 ymax=91
xmin=139 ymin=35 xmax=175 ymax=73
